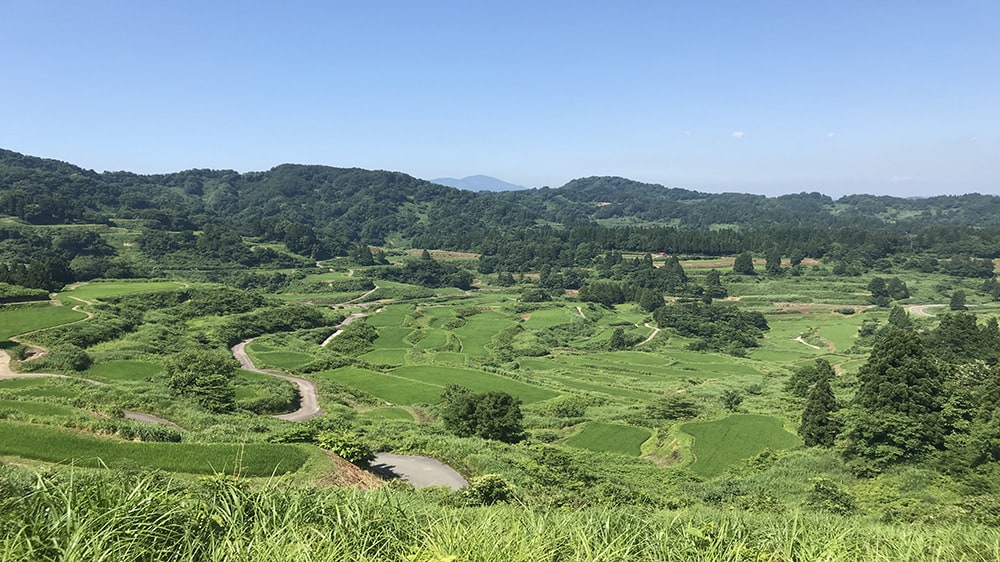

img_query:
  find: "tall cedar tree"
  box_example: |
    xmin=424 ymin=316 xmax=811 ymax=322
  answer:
xmin=842 ymin=330 xmax=945 ymax=469
xmin=733 ymin=251 xmax=755 ymax=275
xmin=799 ymin=372 xmax=841 ymax=447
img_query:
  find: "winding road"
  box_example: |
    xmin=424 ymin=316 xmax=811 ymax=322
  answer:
xmin=230 ymin=340 xmax=322 ymax=421
xmin=321 ymin=313 xmax=367 ymax=347
xmin=908 ymin=304 xmax=945 ymax=317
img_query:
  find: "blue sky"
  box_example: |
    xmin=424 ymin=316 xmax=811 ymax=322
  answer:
xmin=2 ymin=1 xmax=997 ymax=196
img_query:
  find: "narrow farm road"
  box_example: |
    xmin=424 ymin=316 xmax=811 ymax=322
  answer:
xmin=370 ymin=453 xmax=468 ymax=489
xmin=321 ymin=313 xmax=367 ymax=347
xmin=576 ymin=306 xmax=587 ymax=319
xmin=794 ymin=336 xmax=822 ymax=350
xmin=909 ymin=304 xmax=945 ymax=317
xmin=230 ymin=340 xmax=322 ymax=421
xmin=638 ymin=323 xmax=661 ymax=346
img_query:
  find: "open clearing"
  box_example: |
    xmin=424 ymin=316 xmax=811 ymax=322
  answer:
xmin=682 ymin=414 xmax=802 ymax=477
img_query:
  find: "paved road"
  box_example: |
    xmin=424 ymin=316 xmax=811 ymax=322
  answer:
xmin=370 ymin=453 xmax=468 ymax=489
xmin=908 ymin=304 xmax=945 ymax=317
xmin=321 ymin=312 xmax=367 ymax=347
xmin=230 ymin=340 xmax=322 ymax=421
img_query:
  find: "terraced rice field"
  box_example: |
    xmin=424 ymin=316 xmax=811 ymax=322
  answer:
xmin=682 ymin=414 xmax=802 ymax=476
xmin=563 ymin=422 xmax=652 ymax=456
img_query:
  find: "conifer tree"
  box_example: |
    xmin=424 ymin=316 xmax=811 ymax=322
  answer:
xmin=733 ymin=251 xmax=755 ymax=275
xmin=799 ymin=373 xmax=841 ymax=447
xmin=841 ymin=330 xmax=945 ymax=468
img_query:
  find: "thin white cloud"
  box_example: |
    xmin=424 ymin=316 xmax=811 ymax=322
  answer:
xmin=890 ymin=175 xmax=911 ymax=182
xmin=731 ymin=131 xmax=745 ymax=139
xmin=827 ymin=132 xmax=836 ymax=138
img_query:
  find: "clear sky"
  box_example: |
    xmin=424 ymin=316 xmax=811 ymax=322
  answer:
xmin=2 ymin=1 xmax=998 ymax=197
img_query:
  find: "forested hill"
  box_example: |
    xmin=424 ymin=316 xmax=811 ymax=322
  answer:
xmin=3 ymin=147 xmax=1000 ymax=244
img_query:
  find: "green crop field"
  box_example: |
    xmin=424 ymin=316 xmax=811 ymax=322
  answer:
xmin=365 ymin=304 xmax=412 ymax=327
xmin=0 ymin=302 xmax=88 ymax=339
xmin=321 ymin=367 xmax=442 ymax=404
xmin=683 ymin=414 xmax=802 ymax=476
xmin=563 ymin=422 xmax=652 ymax=456
xmin=86 ymin=360 xmax=161 ymax=382
xmin=0 ymin=399 xmax=92 ymax=418
xmin=372 ymin=326 xmax=413 ymax=348
xmin=360 ymin=348 xmax=409 ymax=365
xmin=252 ymin=351 xmax=314 ymax=370
xmin=392 ymin=365 xmax=558 ymax=404
xmin=452 ymin=312 xmax=513 ymax=355
xmin=0 ymin=378 xmax=79 ymax=398
xmin=412 ymin=329 xmax=448 ymax=350
xmin=0 ymin=421 xmax=308 ymax=475
xmin=522 ymin=307 xmax=574 ymax=328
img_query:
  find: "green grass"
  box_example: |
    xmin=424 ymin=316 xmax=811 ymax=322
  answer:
xmin=391 ymin=365 xmax=557 ymax=404
xmin=682 ymin=414 xmax=802 ymax=477
xmin=252 ymin=351 xmax=314 ymax=370
xmin=0 ymin=421 xmax=308 ymax=475
xmin=360 ymin=407 xmax=414 ymax=421
xmin=372 ymin=326 xmax=413 ymax=348
xmin=366 ymin=304 xmax=413 ymax=327
xmin=522 ymin=307 xmax=575 ymax=328
xmin=563 ymin=422 xmax=651 ymax=456
xmin=360 ymin=348 xmax=410 ymax=365
xmin=0 ymin=399 xmax=92 ymax=418
xmin=0 ymin=302 xmax=88 ymax=339
xmin=320 ymin=367 xmax=443 ymax=404
xmin=85 ymin=360 xmax=161 ymax=382
xmin=57 ymin=280 xmax=187 ymax=302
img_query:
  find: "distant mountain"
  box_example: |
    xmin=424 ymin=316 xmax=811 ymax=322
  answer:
xmin=431 ymin=175 xmax=528 ymax=192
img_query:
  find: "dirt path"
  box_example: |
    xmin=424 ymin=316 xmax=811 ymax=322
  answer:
xmin=370 ymin=452 xmax=468 ymax=489
xmin=345 ymin=284 xmax=379 ymax=304
xmin=794 ymin=336 xmax=822 ymax=350
xmin=909 ymin=304 xmax=945 ymax=317
xmin=321 ymin=313 xmax=367 ymax=347
xmin=230 ymin=340 xmax=322 ymax=421
xmin=638 ymin=323 xmax=661 ymax=346
xmin=576 ymin=306 xmax=587 ymax=319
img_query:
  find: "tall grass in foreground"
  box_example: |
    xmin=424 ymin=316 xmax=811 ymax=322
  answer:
xmin=2 ymin=466 xmax=1000 ymax=561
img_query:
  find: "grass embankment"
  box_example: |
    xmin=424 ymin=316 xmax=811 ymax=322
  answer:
xmin=0 ymin=422 xmax=307 ymax=476
xmin=2 ymin=468 xmax=998 ymax=562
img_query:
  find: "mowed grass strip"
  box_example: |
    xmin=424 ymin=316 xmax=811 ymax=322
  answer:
xmin=0 ymin=303 xmax=88 ymax=339
xmin=682 ymin=414 xmax=802 ymax=477
xmin=563 ymin=422 xmax=651 ymax=456
xmin=321 ymin=367 xmax=442 ymax=404
xmin=86 ymin=360 xmax=161 ymax=382
xmin=392 ymin=365 xmax=557 ymax=404
xmin=0 ymin=421 xmax=308 ymax=475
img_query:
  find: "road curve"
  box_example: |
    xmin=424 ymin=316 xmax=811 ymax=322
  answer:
xmin=321 ymin=312 xmax=367 ymax=347
xmin=230 ymin=340 xmax=322 ymax=421
xmin=371 ymin=453 xmax=468 ymax=489
xmin=908 ymin=304 xmax=945 ymax=317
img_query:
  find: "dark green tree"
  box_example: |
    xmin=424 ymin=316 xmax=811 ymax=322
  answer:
xmin=841 ymin=331 xmax=945 ymax=469
xmin=888 ymin=305 xmax=912 ymax=330
xmin=765 ymin=250 xmax=783 ymax=276
xmin=886 ymin=277 xmax=910 ymax=300
xmin=164 ymin=349 xmax=239 ymax=413
xmin=609 ymin=327 xmax=628 ymax=350
xmin=950 ymin=290 xmax=968 ymax=311
xmin=785 ymin=358 xmax=836 ymax=398
xmin=799 ymin=372 xmax=841 ymax=447
xmin=704 ymin=269 xmax=728 ymax=299
xmin=721 ymin=389 xmax=743 ymax=411
xmin=733 ymin=251 xmax=755 ymax=275
xmin=440 ymin=385 xmax=525 ymax=443
xmin=638 ymin=288 xmax=663 ymax=312
xmin=868 ymin=277 xmax=890 ymax=307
